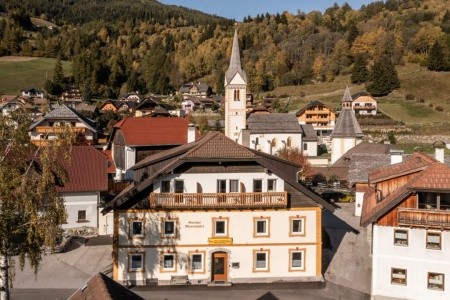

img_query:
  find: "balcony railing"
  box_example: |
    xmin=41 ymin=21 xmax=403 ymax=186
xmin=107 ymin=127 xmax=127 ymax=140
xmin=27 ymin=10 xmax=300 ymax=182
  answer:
xmin=35 ymin=126 xmax=86 ymax=133
xmin=150 ymin=192 xmax=287 ymax=209
xmin=398 ymin=208 xmax=450 ymax=229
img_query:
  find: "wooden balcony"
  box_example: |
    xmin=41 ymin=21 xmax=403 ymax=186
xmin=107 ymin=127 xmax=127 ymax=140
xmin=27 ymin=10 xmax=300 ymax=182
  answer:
xmin=35 ymin=126 xmax=86 ymax=134
xmin=150 ymin=192 xmax=288 ymax=209
xmin=398 ymin=208 xmax=450 ymax=229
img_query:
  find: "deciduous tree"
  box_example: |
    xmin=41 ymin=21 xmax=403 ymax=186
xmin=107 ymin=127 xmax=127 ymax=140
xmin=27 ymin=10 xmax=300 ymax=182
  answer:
xmin=275 ymin=147 xmax=312 ymax=181
xmin=0 ymin=109 xmax=69 ymax=300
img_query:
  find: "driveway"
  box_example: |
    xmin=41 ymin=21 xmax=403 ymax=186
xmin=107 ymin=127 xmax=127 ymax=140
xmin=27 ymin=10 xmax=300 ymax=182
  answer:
xmin=11 ymin=236 xmax=112 ymax=290
xmin=322 ymin=202 xmax=371 ymax=295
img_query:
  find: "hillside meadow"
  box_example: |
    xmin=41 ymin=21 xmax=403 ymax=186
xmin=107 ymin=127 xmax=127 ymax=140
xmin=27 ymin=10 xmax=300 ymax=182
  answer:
xmin=0 ymin=57 xmax=72 ymax=94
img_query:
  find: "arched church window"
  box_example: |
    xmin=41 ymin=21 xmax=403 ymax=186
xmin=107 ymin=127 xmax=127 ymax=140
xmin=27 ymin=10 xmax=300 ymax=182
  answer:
xmin=286 ymin=137 xmax=292 ymax=148
xmin=234 ymin=89 xmax=240 ymax=101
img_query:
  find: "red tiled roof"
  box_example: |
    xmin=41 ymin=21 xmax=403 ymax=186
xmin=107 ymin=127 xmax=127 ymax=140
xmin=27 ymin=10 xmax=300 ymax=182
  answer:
xmin=113 ymin=117 xmax=199 ymax=146
xmin=101 ymin=150 xmax=116 ymax=174
xmin=57 ymin=146 xmax=108 ymax=193
xmin=369 ymin=152 xmax=435 ymax=183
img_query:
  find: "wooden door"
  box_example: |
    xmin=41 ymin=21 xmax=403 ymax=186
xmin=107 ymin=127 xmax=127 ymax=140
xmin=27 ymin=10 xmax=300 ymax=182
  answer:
xmin=212 ymin=252 xmax=228 ymax=282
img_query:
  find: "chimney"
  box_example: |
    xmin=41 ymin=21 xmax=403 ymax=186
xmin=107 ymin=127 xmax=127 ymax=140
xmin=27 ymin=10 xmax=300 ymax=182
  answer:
xmin=187 ymin=123 xmax=196 ymax=143
xmin=433 ymin=141 xmax=446 ymax=163
xmin=390 ymin=149 xmax=404 ymax=165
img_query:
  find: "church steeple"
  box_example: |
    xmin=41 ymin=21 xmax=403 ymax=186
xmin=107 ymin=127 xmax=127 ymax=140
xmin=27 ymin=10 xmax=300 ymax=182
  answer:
xmin=224 ymin=29 xmax=247 ymax=141
xmin=225 ymin=29 xmax=247 ymax=86
xmin=341 ymin=85 xmax=353 ymax=109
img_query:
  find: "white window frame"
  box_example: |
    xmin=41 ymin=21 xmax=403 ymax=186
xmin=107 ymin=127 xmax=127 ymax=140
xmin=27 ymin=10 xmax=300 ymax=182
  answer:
xmin=254 ymin=217 xmax=270 ymax=237
xmin=253 ymin=250 xmax=270 ymax=272
xmin=213 ymin=218 xmax=228 ymax=237
xmin=129 ymin=220 xmax=144 ymax=238
xmin=267 ymin=179 xmax=277 ymax=192
xmin=229 ymin=179 xmax=239 ymax=193
xmin=161 ymin=253 xmax=176 ymax=272
xmin=289 ymin=249 xmax=306 ymax=271
xmin=162 ymin=219 xmax=176 ymax=237
xmin=189 ymin=252 xmax=205 ymax=273
xmin=128 ymin=253 xmax=144 ymax=272
xmin=290 ymin=216 xmax=305 ymax=236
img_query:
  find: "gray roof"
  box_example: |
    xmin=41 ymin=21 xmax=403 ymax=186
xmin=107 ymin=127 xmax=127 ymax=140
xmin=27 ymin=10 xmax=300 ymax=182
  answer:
xmin=348 ymin=153 xmax=391 ymax=186
xmin=301 ymin=124 xmax=319 ymax=142
xmin=247 ymin=113 xmax=301 ymax=133
xmin=179 ymin=82 xmax=210 ymax=93
xmin=225 ymin=29 xmax=247 ymax=84
xmin=330 ymin=108 xmax=363 ymax=138
xmin=341 ymin=86 xmax=353 ymax=103
xmin=29 ymin=104 xmax=97 ymax=132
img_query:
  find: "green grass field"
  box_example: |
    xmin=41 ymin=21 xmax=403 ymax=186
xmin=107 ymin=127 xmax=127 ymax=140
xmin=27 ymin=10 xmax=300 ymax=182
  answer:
xmin=0 ymin=57 xmax=72 ymax=94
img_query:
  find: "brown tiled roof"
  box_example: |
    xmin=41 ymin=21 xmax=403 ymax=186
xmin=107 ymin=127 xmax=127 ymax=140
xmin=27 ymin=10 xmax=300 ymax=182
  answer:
xmin=69 ymin=272 xmax=144 ymax=300
xmin=57 ymin=146 xmax=108 ymax=193
xmin=369 ymin=152 xmax=436 ymax=183
xmin=113 ymin=117 xmax=199 ymax=146
xmin=186 ymin=132 xmax=256 ymax=159
xmin=104 ymin=131 xmax=334 ymax=214
xmin=408 ymin=163 xmax=450 ymax=190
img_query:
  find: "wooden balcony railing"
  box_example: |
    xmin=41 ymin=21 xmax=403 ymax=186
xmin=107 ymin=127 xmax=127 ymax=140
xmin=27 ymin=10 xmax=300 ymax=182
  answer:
xmin=398 ymin=208 xmax=450 ymax=229
xmin=35 ymin=126 xmax=86 ymax=134
xmin=150 ymin=192 xmax=288 ymax=209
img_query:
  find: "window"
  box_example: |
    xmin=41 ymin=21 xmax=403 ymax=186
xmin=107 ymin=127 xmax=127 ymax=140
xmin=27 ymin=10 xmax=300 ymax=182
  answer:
xmin=161 ymin=219 xmax=178 ymax=238
xmin=289 ymin=249 xmax=305 ymax=271
xmin=161 ymin=180 xmax=170 ymax=193
xmin=129 ymin=220 xmax=144 ymax=238
xmin=267 ymin=179 xmax=276 ymax=192
xmin=212 ymin=218 xmax=228 ymax=237
xmin=77 ymin=210 xmax=87 ymax=222
xmin=253 ymin=217 xmax=270 ymax=237
xmin=290 ymin=216 xmax=305 ymax=236
xmin=253 ymin=250 xmax=269 ymax=272
xmin=394 ymin=229 xmax=408 ymax=246
xmin=303 ymin=143 xmax=308 ymax=151
xmin=234 ymin=89 xmax=240 ymax=101
xmin=128 ymin=253 xmax=144 ymax=271
xmin=217 ymin=180 xmax=227 ymax=193
xmin=391 ymin=268 xmax=407 ymax=285
xmin=161 ymin=253 xmax=177 ymax=272
xmin=230 ymin=180 xmax=239 ymax=193
xmin=428 ymin=272 xmax=444 ymax=291
xmin=174 ymin=180 xmax=184 ymax=193
xmin=189 ymin=251 xmax=205 ymax=273
xmin=253 ymin=179 xmax=262 ymax=193
xmin=426 ymin=232 xmax=441 ymax=250
xmin=286 ymin=137 xmax=292 ymax=148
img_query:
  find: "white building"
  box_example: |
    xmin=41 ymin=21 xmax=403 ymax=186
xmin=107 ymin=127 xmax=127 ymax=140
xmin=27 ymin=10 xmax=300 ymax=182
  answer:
xmin=361 ymin=152 xmax=450 ymax=300
xmin=352 ymin=93 xmax=377 ymax=116
xmin=57 ymin=146 xmax=108 ymax=234
xmin=103 ymin=131 xmax=334 ymax=286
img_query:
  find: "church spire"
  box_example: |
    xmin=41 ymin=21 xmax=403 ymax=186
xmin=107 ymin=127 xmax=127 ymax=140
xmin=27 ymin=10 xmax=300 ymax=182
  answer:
xmin=225 ymin=29 xmax=247 ymax=85
xmin=341 ymin=85 xmax=353 ymax=109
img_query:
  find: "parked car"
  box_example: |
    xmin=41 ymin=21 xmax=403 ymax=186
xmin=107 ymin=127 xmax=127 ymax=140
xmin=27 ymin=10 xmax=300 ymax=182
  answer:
xmin=321 ymin=191 xmax=346 ymax=204
xmin=46 ymin=234 xmax=73 ymax=253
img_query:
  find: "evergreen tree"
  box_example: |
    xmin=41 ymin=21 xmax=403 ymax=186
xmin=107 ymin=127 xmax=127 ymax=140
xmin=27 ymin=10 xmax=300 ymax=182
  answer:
xmin=441 ymin=10 xmax=450 ymax=34
xmin=427 ymin=41 xmax=449 ymax=71
xmin=52 ymin=57 xmax=64 ymax=95
xmin=82 ymin=77 xmax=92 ymax=102
xmin=351 ymin=54 xmax=369 ymax=83
xmin=366 ymin=55 xmax=400 ymax=96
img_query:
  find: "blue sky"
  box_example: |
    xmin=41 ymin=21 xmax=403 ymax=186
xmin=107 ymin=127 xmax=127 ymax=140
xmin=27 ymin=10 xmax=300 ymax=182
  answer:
xmin=158 ymin=0 xmax=376 ymax=21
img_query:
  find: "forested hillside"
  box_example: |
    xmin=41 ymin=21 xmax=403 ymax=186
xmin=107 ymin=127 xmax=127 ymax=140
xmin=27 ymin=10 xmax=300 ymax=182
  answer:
xmin=0 ymin=0 xmax=450 ymax=99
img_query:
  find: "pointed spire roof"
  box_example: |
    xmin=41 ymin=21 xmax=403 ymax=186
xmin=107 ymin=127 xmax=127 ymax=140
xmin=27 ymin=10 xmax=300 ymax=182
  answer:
xmin=341 ymin=86 xmax=353 ymax=103
xmin=225 ymin=29 xmax=247 ymax=84
xmin=330 ymin=108 xmax=363 ymax=138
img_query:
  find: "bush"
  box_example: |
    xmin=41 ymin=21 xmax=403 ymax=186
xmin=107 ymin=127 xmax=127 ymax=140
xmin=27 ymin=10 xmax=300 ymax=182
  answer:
xmin=435 ymin=106 xmax=444 ymax=112
xmin=405 ymin=94 xmax=415 ymax=100
xmin=418 ymin=98 xmax=425 ymax=103
xmin=429 ymin=103 xmax=434 ymax=108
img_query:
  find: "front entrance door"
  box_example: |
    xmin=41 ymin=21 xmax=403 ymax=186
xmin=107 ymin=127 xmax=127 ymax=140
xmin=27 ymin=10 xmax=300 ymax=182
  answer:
xmin=212 ymin=252 xmax=228 ymax=282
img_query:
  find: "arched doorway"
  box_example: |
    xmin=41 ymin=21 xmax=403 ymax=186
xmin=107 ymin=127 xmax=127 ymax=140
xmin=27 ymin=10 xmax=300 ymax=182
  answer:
xmin=211 ymin=251 xmax=228 ymax=282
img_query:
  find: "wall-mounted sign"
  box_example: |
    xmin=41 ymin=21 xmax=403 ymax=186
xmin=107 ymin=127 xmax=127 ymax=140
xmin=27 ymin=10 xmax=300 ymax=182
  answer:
xmin=185 ymin=221 xmax=204 ymax=228
xmin=208 ymin=237 xmax=233 ymax=245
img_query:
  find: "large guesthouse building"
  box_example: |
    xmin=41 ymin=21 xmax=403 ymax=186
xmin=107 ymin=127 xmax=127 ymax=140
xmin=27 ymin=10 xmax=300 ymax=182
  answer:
xmin=104 ymin=132 xmax=333 ymax=286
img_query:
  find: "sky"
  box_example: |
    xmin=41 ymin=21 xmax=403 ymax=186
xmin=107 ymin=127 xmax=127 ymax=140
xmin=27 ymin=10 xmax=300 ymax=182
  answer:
xmin=158 ymin=0 xmax=376 ymax=21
